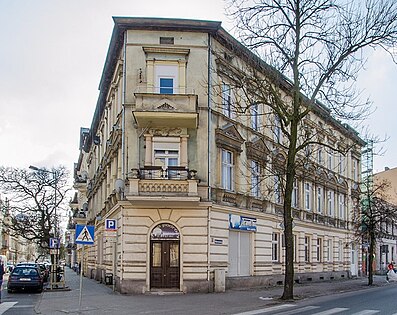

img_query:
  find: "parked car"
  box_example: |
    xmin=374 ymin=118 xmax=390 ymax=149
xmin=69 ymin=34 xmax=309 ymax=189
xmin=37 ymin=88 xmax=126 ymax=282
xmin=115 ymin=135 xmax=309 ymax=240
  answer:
xmin=7 ymin=266 xmax=44 ymax=293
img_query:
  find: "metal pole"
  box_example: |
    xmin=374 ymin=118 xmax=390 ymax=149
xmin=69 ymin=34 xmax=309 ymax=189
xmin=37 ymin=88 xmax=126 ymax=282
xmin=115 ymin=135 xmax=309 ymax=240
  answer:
xmin=78 ymin=245 xmax=84 ymax=312
xmin=112 ymin=238 xmax=117 ymax=292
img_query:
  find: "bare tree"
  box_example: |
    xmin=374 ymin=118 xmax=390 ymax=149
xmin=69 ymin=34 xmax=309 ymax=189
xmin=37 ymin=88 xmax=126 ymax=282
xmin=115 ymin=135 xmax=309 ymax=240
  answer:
xmin=224 ymin=0 xmax=397 ymax=299
xmin=353 ymin=178 xmax=397 ymax=285
xmin=0 ymin=166 xmax=70 ymax=255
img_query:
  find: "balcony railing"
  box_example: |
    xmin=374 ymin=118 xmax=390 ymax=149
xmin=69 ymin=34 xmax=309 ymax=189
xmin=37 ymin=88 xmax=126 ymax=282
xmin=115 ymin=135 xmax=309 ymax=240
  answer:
xmin=131 ymin=166 xmax=197 ymax=180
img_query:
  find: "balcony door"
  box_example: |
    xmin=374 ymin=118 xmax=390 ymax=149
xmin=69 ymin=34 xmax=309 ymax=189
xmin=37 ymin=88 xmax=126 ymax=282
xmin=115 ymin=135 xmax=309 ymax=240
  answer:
xmin=150 ymin=223 xmax=180 ymax=289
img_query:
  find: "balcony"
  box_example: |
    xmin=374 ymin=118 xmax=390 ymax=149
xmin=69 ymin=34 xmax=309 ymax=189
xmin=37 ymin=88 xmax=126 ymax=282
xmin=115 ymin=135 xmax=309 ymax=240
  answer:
xmin=133 ymin=90 xmax=198 ymax=128
xmin=126 ymin=166 xmax=200 ymax=206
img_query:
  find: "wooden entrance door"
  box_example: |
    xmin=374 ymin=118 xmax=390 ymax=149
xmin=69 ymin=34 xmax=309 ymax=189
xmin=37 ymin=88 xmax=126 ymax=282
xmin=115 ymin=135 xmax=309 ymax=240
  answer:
xmin=150 ymin=240 xmax=180 ymax=288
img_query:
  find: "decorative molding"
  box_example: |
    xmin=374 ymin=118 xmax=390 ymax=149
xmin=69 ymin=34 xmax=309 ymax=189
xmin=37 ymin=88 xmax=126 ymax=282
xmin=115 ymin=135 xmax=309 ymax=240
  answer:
xmin=157 ymin=102 xmax=176 ymax=110
xmin=215 ymin=124 xmax=244 ymax=153
xmin=148 ymin=127 xmax=183 ymax=136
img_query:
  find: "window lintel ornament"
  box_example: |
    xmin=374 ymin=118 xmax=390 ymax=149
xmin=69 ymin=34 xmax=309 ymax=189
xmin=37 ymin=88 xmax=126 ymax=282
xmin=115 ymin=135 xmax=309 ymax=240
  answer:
xmin=246 ymin=138 xmax=269 ymax=163
xmin=215 ymin=124 xmax=244 ymax=153
xmin=143 ymin=46 xmax=190 ymax=58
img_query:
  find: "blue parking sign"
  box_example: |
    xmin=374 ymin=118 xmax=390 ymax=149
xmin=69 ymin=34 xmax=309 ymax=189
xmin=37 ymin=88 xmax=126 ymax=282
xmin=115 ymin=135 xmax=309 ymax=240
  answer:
xmin=105 ymin=219 xmax=117 ymax=231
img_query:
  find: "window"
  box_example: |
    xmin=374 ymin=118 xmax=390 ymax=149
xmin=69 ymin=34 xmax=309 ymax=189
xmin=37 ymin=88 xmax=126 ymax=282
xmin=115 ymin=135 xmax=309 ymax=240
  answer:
xmin=160 ymin=37 xmax=174 ymax=45
xmin=353 ymin=159 xmax=358 ymax=181
xmin=305 ymin=182 xmax=312 ymax=211
xmin=155 ymin=64 xmax=178 ymax=94
xmin=304 ymin=236 xmax=310 ymax=262
xmin=328 ymin=239 xmax=333 ymax=261
xmin=338 ymin=194 xmax=345 ymax=219
xmin=274 ymin=115 xmax=282 ymax=143
xmin=222 ymin=149 xmax=234 ymax=191
xmin=159 ymin=78 xmax=174 ymax=94
xmin=317 ymin=186 xmax=323 ymax=214
xmin=229 ymin=230 xmax=251 ymax=276
xmin=272 ymin=232 xmax=279 ymax=262
xmin=152 ymin=137 xmax=181 ymax=178
xmin=274 ymin=176 xmax=282 ymax=204
xmin=222 ymin=83 xmax=232 ymax=118
xmin=251 ymin=160 xmax=260 ymax=197
xmin=292 ymin=179 xmax=298 ymax=208
xmin=251 ymin=103 xmax=258 ymax=130
xmin=318 ymin=148 xmax=323 ymax=164
xmin=338 ymin=153 xmax=344 ymax=175
xmin=327 ymin=190 xmax=335 ymax=217
xmin=328 ymin=151 xmax=333 ymax=170
xmin=316 ymin=238 xmax=323 ymax=262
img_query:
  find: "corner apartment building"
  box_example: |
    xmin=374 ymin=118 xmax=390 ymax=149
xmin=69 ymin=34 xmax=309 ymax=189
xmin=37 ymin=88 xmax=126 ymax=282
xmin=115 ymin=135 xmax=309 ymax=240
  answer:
xmin=73 ymin=17 xmax=364 ymax=294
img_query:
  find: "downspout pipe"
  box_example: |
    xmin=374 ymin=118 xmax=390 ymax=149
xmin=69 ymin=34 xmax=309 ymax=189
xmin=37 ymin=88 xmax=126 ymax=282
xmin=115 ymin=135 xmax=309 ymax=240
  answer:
xmin=121 ymin=30 xmax=127 ymax=180
xmin=207 ymin=33 xmax=212 ymax=283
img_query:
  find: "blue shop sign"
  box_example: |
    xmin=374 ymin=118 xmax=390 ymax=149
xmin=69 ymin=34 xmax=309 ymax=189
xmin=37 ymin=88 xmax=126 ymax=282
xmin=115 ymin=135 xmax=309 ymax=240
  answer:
xmin=229 ymin=214 xmax=257 ymax=232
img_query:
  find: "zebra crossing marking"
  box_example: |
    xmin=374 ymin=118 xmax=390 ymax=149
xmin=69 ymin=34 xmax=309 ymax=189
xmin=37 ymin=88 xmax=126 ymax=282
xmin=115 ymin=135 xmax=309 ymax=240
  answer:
xmin=0 ymin=302 xmax=17 ymax=314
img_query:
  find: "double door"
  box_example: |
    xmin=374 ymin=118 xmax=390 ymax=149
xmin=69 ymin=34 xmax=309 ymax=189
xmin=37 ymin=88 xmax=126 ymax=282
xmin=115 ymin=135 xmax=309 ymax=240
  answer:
xmin=150 ymin=240 xmax=180 ymax=288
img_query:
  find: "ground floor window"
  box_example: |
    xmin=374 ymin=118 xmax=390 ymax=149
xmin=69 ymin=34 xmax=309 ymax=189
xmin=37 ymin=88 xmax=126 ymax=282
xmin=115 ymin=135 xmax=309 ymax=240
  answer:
xmin=228 ymin=230 xmax=251 ymax=276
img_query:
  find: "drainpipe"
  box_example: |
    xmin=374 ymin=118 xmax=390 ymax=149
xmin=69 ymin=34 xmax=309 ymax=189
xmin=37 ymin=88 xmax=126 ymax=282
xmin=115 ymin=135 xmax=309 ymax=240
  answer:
xmin=207 ymin=33 xmax=212 ymax=283
xmin=121 ymin=31 xmax=127 ymax=180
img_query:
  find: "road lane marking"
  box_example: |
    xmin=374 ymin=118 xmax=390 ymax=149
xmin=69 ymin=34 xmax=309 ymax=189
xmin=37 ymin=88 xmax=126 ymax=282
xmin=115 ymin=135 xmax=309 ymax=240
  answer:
xmin=232 ymin=304 xmax=295 ymax=315
xmin=311 ymin=308 xmax=349 ymax=315
xmin=0 ymin=302 xmax=17 ymax=314
xmin=271 ymin=306 xmax=321 ymax=314
xmin=351 ymin=311 xmax=380 ymax=315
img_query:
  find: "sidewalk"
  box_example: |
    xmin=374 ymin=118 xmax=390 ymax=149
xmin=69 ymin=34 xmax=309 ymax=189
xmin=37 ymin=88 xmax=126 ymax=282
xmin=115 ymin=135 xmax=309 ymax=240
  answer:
xmin=34 ymin=268 xmax=395 ymax=315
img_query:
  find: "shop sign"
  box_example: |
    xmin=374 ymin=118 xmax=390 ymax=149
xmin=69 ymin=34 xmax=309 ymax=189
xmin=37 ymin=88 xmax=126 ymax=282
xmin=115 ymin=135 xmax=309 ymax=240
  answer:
xmin=151 ymin=223 xmax=180 ymax=240
xmin=229 ymin=214 xmax=257 ymax=232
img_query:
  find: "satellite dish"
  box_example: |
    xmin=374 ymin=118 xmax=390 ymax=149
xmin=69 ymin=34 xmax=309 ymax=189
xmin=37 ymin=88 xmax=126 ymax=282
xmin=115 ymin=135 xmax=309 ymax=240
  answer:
xmin=115 ymin=179 xmax=125 ymax=193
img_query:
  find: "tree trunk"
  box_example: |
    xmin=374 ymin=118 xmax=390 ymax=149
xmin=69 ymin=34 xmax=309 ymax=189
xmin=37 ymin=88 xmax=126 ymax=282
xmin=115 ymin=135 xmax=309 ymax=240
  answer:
xmin=368 ymin=233 xmax=375 ymax=285
xmin=281 ymin=121 xmax=298 ymax=300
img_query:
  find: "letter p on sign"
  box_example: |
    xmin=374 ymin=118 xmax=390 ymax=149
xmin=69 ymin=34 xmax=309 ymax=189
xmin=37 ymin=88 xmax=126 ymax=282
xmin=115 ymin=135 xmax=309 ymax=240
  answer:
xmin=105 ymin=219 xmax=117 ymax=231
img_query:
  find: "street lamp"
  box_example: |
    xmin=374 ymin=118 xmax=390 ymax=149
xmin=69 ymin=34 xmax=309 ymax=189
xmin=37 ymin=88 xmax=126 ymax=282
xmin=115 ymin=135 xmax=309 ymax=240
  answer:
xmin=29 ymin=165 xmax=60 ymax=288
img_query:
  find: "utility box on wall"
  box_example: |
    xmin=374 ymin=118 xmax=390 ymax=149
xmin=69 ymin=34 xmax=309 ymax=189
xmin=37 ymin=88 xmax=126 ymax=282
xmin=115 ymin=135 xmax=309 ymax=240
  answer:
xmin=214 ymin=269 xmax=225 ymax=293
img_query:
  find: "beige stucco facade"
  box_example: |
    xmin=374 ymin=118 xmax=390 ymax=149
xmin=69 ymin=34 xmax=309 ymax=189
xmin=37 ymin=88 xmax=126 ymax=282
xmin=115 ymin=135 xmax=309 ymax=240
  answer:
xmin=72 ymin=17 xmax=364 ymax=294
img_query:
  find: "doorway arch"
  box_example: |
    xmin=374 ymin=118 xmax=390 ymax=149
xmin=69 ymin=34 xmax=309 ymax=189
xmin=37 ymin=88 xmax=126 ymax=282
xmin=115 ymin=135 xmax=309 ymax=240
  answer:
xmin=150 ymin=223 xmax=180 ymax=289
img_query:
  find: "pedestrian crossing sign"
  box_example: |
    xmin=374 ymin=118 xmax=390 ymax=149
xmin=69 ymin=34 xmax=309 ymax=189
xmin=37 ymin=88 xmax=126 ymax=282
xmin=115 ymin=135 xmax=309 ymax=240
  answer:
xmin=75 ymin=224 xmax=95 ymax=245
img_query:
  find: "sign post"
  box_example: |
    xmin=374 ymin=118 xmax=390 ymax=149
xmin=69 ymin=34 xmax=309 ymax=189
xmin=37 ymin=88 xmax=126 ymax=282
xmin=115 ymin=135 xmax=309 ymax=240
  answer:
xmin=105 ymin=219 xmax=117 ymax=291
xmin=75 ymin=224 xmax=95 ymax=312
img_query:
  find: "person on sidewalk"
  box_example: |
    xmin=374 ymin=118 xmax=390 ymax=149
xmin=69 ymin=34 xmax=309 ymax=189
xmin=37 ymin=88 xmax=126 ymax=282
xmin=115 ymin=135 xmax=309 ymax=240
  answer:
xmin=0 ymin=260 xmax=5 ymax=303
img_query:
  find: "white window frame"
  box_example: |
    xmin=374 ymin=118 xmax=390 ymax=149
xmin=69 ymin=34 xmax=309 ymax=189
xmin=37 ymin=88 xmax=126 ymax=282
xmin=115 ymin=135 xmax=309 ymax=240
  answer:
xmin=251 ymin=160 xmax=260 ymax=197
xmin=338 ymin=193 xmax=345 ymax=219
xmin=222 ymin=83 xmax=232 ymax=118
xmin=304 ymin=236 xmax=310 ymax=262
xmin=328 ymin=151 xmax=333 ymax=170
xmin=318 ymin=147 xmax=323 ymax=165
xmin=272 ymin=232 xmax=280 ymax=262
xmin=316 ymin=238 xmax=323 ymax=262
xmin=251 ymin=103 xmax=259 ymax=130
xmin=155 ymin=64 xmax=178 ymax=94
xmin=305 ymin=182 xmax=312 ymax=211
xmin=328 ymin=190 xmax=335 ymax=217
xmin=274 ymin=176 xmax=282 ymax=204
xmin=353 ymin=159 xmax=358 ymax=181
xmin=317 ymin=186 xmax=323 ymax=214
xmin=292 ymin=179 xmax=298 ymax=208
xmin=221 ymin=149 xmax=234 ymax=191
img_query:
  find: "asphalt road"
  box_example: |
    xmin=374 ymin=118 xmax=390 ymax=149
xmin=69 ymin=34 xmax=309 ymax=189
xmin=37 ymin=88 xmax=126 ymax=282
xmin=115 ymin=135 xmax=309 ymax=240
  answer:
xmin=231 ymin=284 xmax=397 ymax=315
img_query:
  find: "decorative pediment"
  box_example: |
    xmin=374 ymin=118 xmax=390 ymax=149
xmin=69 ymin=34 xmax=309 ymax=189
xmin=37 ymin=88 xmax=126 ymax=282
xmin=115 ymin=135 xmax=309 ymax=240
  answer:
xmin=155 ymin=98 xmax=177 ymax=111
xmin=215 ymin=124 xmax=244 ymax=153
xmin=246 ymin=137 xmax=269 ymax=163
xmin=157 ymin=102 xmax=176 ymax=110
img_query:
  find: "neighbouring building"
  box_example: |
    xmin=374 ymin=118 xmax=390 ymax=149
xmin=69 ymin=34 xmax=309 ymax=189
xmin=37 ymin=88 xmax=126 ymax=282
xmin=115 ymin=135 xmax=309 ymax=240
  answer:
xmin=373 ymin=167 xmax=397 ymax=272
xmin=72 ymin=17 xmax=364 ymax=294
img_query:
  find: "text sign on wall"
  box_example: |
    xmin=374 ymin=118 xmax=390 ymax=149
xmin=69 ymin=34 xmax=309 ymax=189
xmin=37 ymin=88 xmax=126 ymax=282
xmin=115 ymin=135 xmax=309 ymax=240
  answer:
xmin=229 ymin=214 xmax=257 ymax=232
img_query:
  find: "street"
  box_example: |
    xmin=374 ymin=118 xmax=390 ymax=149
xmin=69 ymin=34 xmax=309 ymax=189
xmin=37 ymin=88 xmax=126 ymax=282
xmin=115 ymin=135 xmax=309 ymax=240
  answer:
xmin=232 ymin=284 xmax=397 ymax=315
xmin=1 ymin=268 xmax=397 ymax=315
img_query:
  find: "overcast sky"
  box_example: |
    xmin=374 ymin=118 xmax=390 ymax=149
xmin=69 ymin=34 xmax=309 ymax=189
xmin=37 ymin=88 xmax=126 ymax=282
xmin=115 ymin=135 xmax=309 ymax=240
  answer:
xmin=0 ymin=0 xmax=396 ymax=175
